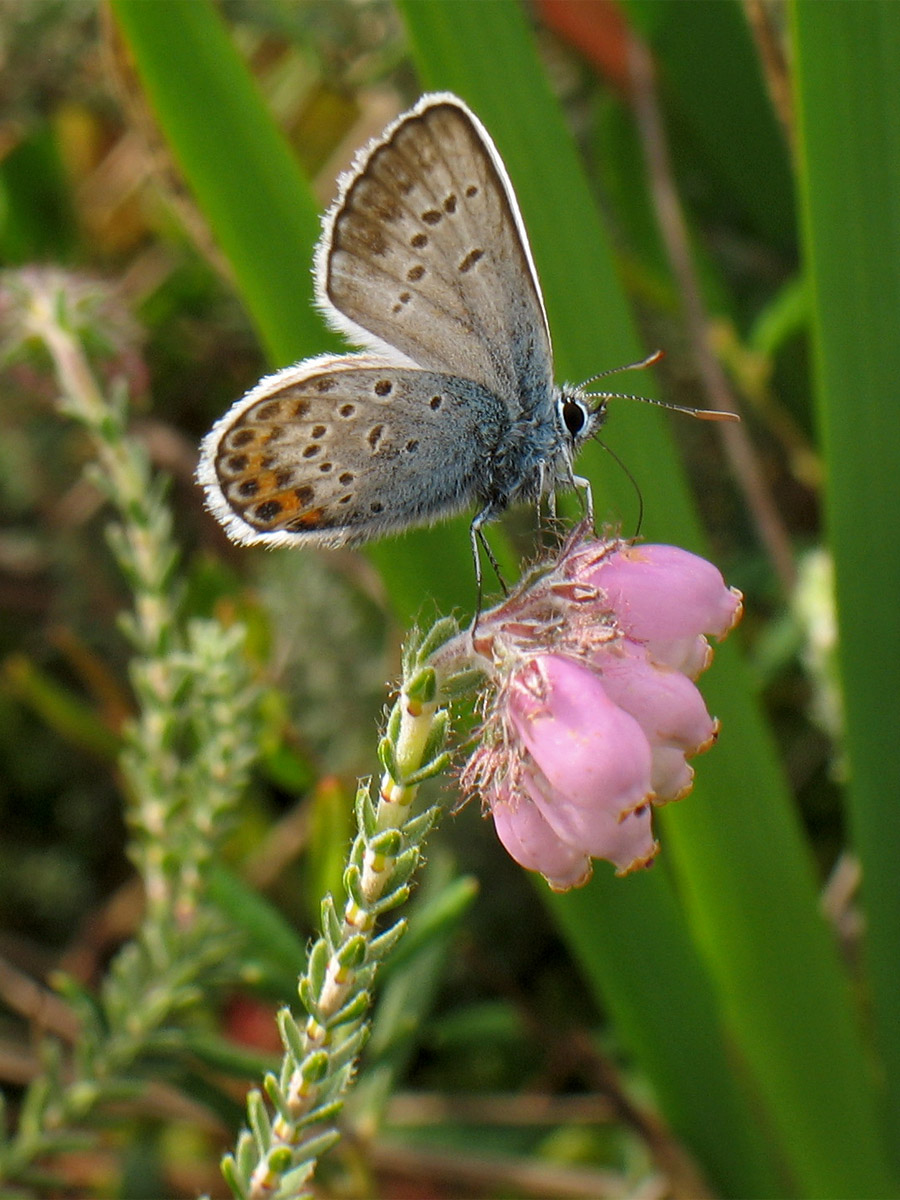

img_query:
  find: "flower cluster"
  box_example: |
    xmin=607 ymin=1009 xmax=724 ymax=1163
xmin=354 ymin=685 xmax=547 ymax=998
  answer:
xmin=461 ymin=528 xmax=742 ymax=891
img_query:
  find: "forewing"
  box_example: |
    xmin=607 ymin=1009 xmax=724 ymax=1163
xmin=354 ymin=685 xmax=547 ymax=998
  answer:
xmin=319 ymin=93 xmax=554 ymax=409
xmin=198 ymin=355 xmax=508 ymax=548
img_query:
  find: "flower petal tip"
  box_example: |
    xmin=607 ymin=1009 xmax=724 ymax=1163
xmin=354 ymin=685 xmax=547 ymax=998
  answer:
xmin=615 ymin=842 xmax=660 ymax=877
xmin=546 ymin=862 xmax=594 ymax=893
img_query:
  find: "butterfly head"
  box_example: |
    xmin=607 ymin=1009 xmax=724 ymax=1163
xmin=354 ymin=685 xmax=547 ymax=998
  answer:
xmin=557 ymin=385 xmax=604 ymax=453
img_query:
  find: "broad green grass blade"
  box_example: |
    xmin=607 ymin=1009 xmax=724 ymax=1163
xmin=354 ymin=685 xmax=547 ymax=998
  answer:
xmin=628 ymin=0 xmax=796 ymax=255
xmin=399 ymin=2 xmax=893 ymax=1195
xmin=109 ymin=0 xmax=324 ymax=366
xmin=792 ymin=0 xmax=900 ymax=1169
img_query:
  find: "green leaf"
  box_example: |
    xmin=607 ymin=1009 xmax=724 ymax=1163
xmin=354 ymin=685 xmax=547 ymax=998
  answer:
xmin=792 ymin=0 xmax=900 ymax=1175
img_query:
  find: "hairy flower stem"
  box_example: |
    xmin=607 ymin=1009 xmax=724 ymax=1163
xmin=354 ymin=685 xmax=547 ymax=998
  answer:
xmin=228 ymin=625 xmax=469 ymax=1200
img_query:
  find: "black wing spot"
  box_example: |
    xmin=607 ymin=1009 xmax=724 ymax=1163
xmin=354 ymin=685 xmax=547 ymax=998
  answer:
xmin=315 ymin=378 xmax=335 ymax=394
xmin=465 ymin=184 xmax=478 ymax=198
xmin=274 ymin=468 xmax=294 ymax=487
xmin=370 ymin=501 xmax=384 ymax=514
xmin=229 ymin=429 xmax=255 ymax=448
xmin=430 ymin=395 xmax=443 ymax=411
xmin=311 ymin=424 xmax=327 ymax=438
xmin=367 ymin=424 xmax=385 ymax=450
xmin=405 ymin=439 xmax=419 ymax=453
xmin=293 ymin=400 xmax=310 ymax=418
xmin=255 ymin=400 xmax=282 ymax=420
xmin=444 ymin=194 xmax=457 ymax=213
xmin=295 ymin=485 xmax=315 ymax=505
xmin=421 ymin=209 xmax=442 ymax=225
xmin=339 ymin=403 xmax=357 ymax=418
xmin=459 ymin=248 xmax=484 ymax=273
xmin=407 ymin=265 xmax=425 ymax=282
xmin=238 ymin=479 xmax=259 ymax=497
xmin=411 ymin=232 xmax=428 ymax=249
xmin=339 ymin=472 xmax=354 ymax=485
xmin=256 ymin=500 xmax=282 ymax=521
xmin=226 ymin=455 xmax=248 ymax=472
xmin=374 ymin=379 xmax=393 ymax=396
xmin=319 ymin=462 xmax=333 ymax=473
xmin=302 ymin=444 xmax=321 ymax=459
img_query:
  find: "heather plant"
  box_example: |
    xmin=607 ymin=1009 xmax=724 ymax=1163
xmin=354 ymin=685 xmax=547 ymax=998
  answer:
xmin=1 ymin=3 xmax=899 ymax=1199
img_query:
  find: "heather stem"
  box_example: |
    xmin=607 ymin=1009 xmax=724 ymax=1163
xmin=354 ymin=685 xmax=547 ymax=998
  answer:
xmin=227 ymin=625 xmax=475 ymax=1200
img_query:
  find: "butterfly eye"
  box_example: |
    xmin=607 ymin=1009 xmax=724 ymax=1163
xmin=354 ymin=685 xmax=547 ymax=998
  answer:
xmin=562 ymin=399 xmax=587 ymax=438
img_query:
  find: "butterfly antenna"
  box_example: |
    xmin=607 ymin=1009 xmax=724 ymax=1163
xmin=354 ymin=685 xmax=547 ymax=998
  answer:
xmin=592 ymin=434 xmax=645 ymax=538
xmin=582 ymin=349 xmax=740 ymax=422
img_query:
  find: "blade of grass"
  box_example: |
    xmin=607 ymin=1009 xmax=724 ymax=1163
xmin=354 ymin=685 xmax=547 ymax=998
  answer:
xmin=628 ymin=0 xmax=796 ymax=255
xmin=792 ymin=0 xmax=900 ymax=1170
xmin=399 ymin=2 xmax=893 ymax=1195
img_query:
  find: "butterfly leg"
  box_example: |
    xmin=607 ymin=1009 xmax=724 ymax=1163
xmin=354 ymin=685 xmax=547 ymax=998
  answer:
xmin=469 ymin=513 xmax=508 ymax=629
xmin=572 ymin=474 xmax=594 ymax=526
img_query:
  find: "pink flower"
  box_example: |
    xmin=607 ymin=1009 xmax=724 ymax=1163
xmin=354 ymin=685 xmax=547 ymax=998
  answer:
xmin=460 ymin=527 xmax=740 ymax=891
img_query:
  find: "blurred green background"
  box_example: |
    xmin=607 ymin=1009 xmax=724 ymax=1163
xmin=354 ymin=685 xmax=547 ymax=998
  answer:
xmin=1 ymin=1 xmax=899 ymax=1196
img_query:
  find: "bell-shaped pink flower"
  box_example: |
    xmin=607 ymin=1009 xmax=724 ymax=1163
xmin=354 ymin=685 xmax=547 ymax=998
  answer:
xmin=572 ymin=542 xmax=743 ymax=645
xmin=490 ymin=785 xmax=592 ymax=892
xmin=591 ymin=639 xmax=718 ymax=803
xmin=459 ymin=526 xmax=740 ymax=891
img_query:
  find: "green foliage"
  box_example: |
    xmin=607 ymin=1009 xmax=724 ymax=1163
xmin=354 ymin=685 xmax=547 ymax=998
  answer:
xmin=2 ymin=1 xmax=899 ymax=1197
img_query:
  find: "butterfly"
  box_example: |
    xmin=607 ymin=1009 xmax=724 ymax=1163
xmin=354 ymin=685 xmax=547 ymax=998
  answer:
xmin=198 ymin=92 xmax=731 ymax=578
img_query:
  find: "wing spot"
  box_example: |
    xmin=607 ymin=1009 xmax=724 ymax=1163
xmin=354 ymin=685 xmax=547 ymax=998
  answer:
xmin=294 ymin=485 xmax=315 ymax=505
xmin=465 ymin=184 xmax=478 ymax=198
xmin=406 ymin=264 xmax=425 ymax=282
xmin=421 ymin=209 xmax=442 ymax=225
xmin=255 ymin=401 xmax=282 ymax=420
xmin=293 ymin=399 xmax=311 ymax=417
xmin=302 ymin=444 xmax=321 ymax=459
xmin=274 ymin=468 xmax=294 ymax=487
xmin=319 ymin=462 xmax=333 ymax=473
xmin=290 ymin=507 xmax=324 ymax=529
xmin=339 ymin=472 xmax=354 ymax=485
xmin=256 ymin=500 xmax=282 ymax=521
xmin=311 ymin=424 xmax=327 ymax=438
xmin=229 ymin=429 xmax=255 ymax=448
xmin=443 ymin=193 xmax=457 ymax=213
xmin=260 ymin=456 xmax=274 ymax=469
xmin=411 ymin=232 xmax=428 ymax=249
xmin=374 ymin=379 xmax=393 ymax=396
xmin=339 ymin=403 xmax=357 ymax=418
xmin=405 ymin=439 xmax=419 ymax=453
xmin=226 ymin=455 xmax=248 ymax=472
xmin=264 ymin=425 xmax=285 ymax=443
xmin=430 ymin=395 xmax=443 ymax=410
xmin=238 ymin=479 xmax=259 ymax=497
xmin=370 ymin=501 xmax=384 ymax=514
xmin=459 ymin=248 xmax=484 ymax=273
xmin=367 ymin=424 xmax=385 ymax=450
xmin=315 ymin=378 xmax=335 ymax=394
xmin=400 ymin=292 xmax=411 ymax=303
xmin=339 ymin=494 xmax=353 ymax=505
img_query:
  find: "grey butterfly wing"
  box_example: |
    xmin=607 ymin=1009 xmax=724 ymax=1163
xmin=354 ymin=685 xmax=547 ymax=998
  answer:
xmin=199 ymin=355 xmax=511 ymax=548
xmin=319 ymin=93 xmax=554 ymax=415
